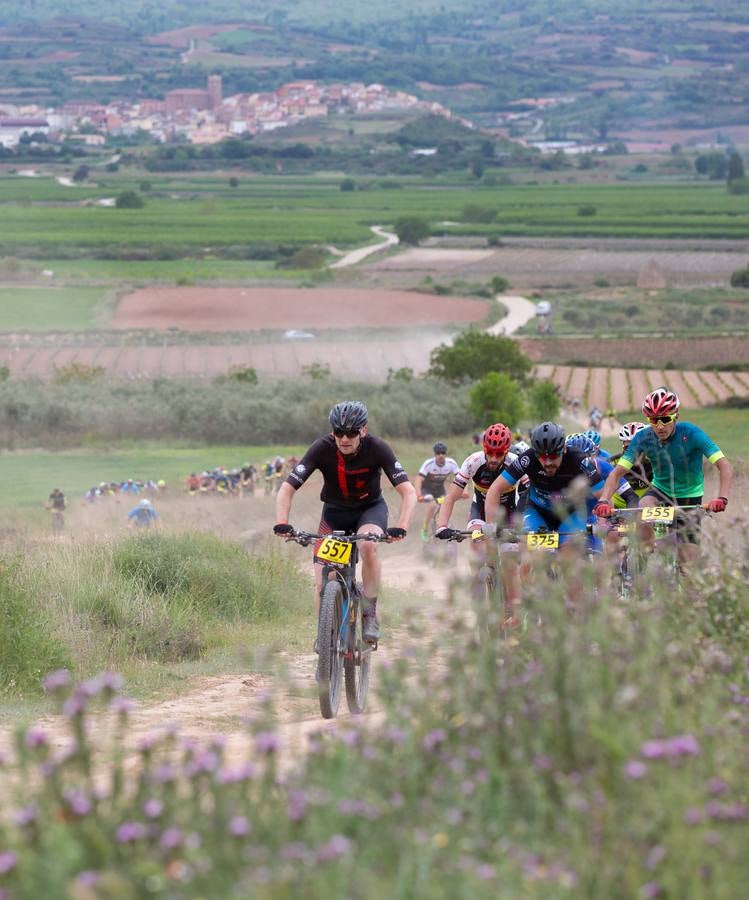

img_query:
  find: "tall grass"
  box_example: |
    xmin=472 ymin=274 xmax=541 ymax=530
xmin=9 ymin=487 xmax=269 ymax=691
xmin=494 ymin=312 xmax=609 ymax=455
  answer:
xmin=1 ymin=540 xmax=748 ymax=896
xmin=3 ymin=531 xmax=309 ymax=690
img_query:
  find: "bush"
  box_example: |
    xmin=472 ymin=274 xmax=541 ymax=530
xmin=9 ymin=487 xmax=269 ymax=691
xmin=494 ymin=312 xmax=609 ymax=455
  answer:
xmin=339 ymin=178 xmax=356 ymax=191
xmin=461 ymin=205 xmax=497 ymax=224
xmin=577 ymin=204 xmax=597 ymax=216
xmin=729 ymin=265 xmax=749 ymax=288
xmin=469 ymin=372 xmax=524 ymax=427
xmin=0 ymin=560 xmax=70 ymax=693
xmin=528 ymin=378 xmax=561 ymax=421
xmin=115 ymin=190 xmax=144 ymax=209
xmin=52 ymin=362 xmax=105 ymax=384
xmin=275 ymin=246 xmax=326 ymax=269
xmin=393 ymin=216 xmax=430 ymax=246
xmin=429 ymin=330 xmax=532 ymax=384
xmin=490 ymin=275 xmax=509 ymax=294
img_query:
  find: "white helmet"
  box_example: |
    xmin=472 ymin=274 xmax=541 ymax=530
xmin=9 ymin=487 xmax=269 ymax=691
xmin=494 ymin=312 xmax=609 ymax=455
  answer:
xmin=139 ymin=498 xmax=152 ymax=508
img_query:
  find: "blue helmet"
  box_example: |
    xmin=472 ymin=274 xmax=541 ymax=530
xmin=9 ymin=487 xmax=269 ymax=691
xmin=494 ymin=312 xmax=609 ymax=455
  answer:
xmin=582 ymin=429 xmax=602 ymax=447
xmin=566 ymin=433 xmax=597 ymax=456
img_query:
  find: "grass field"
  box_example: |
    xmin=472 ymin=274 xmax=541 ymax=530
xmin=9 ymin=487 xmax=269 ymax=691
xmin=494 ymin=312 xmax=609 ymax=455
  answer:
xmin=3 ymin=418 xmax=745 ymax=513
xmin=24 ymin=258 xmax=306 ymax=282
xmin=1 ymin=177 xmax=748 ymax=257
xmin=0 ymin=285 xmax=114 ymax=330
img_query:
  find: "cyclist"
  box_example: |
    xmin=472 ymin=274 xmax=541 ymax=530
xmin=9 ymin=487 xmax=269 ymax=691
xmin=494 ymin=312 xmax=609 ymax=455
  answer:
xmin=415 ymin=442 xmax=460 ymax=540
xmin=485 ymin=421 xmax=605 ymax=550
xmin=47 ymin=487 xmax=66 ymax=530
xmin=273 ymin=401 xmax=416 ymax=644
xmin=581 ymin=428 xmax=611 ymax=460
xmin=594 ymin=388 xmax=732 ymax=569
xmin=127 ymin=497 xmax=160 ymax=529
xmin=240 ymin=462 xmax=256 ymax=496
xmin=434 ymin=424 xmax=521 ymax=617
xmin=609 ymin=421 xmax=652 ymax=500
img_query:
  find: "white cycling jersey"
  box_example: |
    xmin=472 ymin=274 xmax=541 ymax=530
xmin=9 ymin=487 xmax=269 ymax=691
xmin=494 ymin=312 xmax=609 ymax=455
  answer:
xmin=417 ymin=456 xmax=460 ymax=497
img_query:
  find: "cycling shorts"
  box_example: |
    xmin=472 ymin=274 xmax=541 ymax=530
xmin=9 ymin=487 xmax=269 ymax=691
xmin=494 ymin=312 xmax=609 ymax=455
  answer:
xmin=314 ymin=498 xmax=388 ymax=559
xmin=642 ymin=490 xmax=703 ymax=545
xmin=523 ymin=504 xmax=588 ymax=547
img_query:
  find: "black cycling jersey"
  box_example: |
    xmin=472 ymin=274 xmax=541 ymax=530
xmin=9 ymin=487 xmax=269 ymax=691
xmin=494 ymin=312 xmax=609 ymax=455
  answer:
xmin=48 ymin=491 xmax=66 ymax=511
xmin=503 ymin=448 xmax=603 ymax=515
xmin=609 ymin=451 xmax=653 ymax=492
xmin=286 ymin=434 xmax=409 ymax=507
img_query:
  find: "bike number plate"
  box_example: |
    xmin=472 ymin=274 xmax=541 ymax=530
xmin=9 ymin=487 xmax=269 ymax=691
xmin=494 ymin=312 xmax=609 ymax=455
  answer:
xmin=316 ymin=538 xmax=352 ymax=564
xmin=527 ymin=532 xmax=559 ymax=549
xmin=641 ymin=506 xmax=674 ymax=523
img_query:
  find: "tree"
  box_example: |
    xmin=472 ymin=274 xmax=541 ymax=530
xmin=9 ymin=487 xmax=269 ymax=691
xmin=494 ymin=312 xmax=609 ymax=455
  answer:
xmin=429 ymin=330 xmax=532 ymax=384
xmin=528 ymin=379 xmax=561 ymax=421
xmin=115 ymin=191 xmax=144 ymax=209
xmin=727 ymin=152 xmax=745 ymax=183
xmin=339 ymin=178 xmax=356 ymax=191
xmin=469 ymin=373 xmax=524 ymax=428
xmin=72 ymin=165 xmax=89 ymax=183
xmin=729 ymin=265 xmax=749 ymax=288
xmin=393 ymin=216 xmax=430 ymax=246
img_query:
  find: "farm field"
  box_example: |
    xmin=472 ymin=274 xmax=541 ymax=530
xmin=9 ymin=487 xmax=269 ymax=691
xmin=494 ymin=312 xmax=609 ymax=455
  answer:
xmin=2 ymin=177 xmax=749 ymax=259
xmin=0 ymin=286 xmax=113 ymax=331
xmin=534 ymin=364 xmax=749 ymax=414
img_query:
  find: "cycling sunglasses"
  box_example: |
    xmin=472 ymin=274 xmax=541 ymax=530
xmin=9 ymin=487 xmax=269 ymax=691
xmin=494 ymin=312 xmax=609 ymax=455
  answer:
xmin=538 ymin=451 xmax=563 ymax=461
xmin=333 ymin=427 xmax=361 ymax=439
xmin=647 ymin=414 xmax=678 ymax=425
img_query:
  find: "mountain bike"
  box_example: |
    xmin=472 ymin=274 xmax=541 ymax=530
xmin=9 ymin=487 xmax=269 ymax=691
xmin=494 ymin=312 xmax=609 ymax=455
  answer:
xmin=283 ymin=529 xmax=390 ymax=719
xmin=49 ymin=508 xmax=65 ymax=533
xmin=608 ymin=504 xmax=708 ymax=599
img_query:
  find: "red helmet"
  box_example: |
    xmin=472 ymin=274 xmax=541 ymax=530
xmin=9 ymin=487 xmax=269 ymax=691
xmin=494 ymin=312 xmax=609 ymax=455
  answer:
xmin=483 ymin=423 xmax=512 ymax=455
xmin=642 ymin=388 xmax=680 ymax=419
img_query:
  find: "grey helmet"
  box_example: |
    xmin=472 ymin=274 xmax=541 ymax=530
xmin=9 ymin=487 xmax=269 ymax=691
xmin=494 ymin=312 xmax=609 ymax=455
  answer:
xmin=530 ymin=421 xmax=566 ymax=455
xmin=329 ymin=401 xmax=368 ymax=432
xmin=432 ymin=441 xmax=448 ymax=454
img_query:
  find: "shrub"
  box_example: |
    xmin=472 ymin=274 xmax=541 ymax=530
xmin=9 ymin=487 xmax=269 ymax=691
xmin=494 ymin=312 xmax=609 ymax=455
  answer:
xmin=577 ymin=204 xmax=597 ymax=216
xmin=275 ymin=246 xmax=326 ymax=269
xmin=0 ymin=559 xmax=70 ymax=693
xmin=490 ymin=275 xmax=509 ymax=294
xmin=339 ymin=178 xmax=356 ymax=191
xmin=469 ymin=372 xmax=524 ymax=427
xmin=393 ymin=216 xmax=430 ymax=245
xmin=429 ymin=330 xmax=532 ymax=384
xmin=115 ymin=190 xmax=144 ymax=209
xmin=729 ymin=265 xmax=749 ymax=288
xmin=52 ymin=362 xmax=105 ymax=384
xmin=461 ymin=205 xmax=497 ymax=224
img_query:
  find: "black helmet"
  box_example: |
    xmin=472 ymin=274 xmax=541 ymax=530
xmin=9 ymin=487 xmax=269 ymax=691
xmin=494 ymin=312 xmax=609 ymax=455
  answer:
xmin=329 ymin=401 xmax=368 ymax=432
xmin=530 ymin=421 xmax=566 ymax=455
xmin=433 ymin=441 xmax=448 ymax=454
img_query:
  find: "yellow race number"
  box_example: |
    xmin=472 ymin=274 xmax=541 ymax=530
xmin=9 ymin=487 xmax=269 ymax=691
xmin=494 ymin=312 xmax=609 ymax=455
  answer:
xmin=527 ymin=532 xmax=559 ymax=549
xmin=316 ymin=538 xmax=352 ymax=564
xmin=641 ymin=506 xmax=674 ymax=523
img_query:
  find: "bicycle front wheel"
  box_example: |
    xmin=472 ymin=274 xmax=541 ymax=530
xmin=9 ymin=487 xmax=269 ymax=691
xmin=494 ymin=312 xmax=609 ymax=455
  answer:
xmin=344 ymin=597 xmax=371 ymax=715
xmin=316 ymin=581 xmax=343 ymax=719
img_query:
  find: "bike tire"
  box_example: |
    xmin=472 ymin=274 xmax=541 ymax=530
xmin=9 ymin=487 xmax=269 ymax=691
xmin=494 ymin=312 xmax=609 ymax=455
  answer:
xmin=344 ymin=596 xmax=371 ymax=715
xmin=316 ymin=581 xmax=343 ymax=719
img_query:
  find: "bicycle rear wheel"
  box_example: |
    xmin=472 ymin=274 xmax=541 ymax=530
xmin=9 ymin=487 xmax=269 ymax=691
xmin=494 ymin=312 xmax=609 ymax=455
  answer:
xmin=316 ymin=581 xmax=343 ymax=719
xmin=344 ymin=596 xmax=371 ymax=715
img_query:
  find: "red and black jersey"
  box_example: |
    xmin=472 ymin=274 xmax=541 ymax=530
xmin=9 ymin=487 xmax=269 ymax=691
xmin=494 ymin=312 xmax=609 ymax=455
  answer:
xmin=286 ymin=434 xmax=409 ymax=507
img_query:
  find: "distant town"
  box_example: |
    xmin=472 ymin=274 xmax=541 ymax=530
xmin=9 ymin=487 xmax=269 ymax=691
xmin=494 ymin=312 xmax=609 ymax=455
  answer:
xmin=0 ymin=76 xmax=468 ymax=149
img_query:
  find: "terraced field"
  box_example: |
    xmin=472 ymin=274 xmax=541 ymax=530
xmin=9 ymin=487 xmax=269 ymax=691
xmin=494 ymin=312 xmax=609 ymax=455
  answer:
xmin=534 ymin=364 xmax=749 ymax=411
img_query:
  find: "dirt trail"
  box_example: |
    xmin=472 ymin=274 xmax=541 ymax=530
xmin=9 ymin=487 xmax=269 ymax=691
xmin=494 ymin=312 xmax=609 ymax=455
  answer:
xmin=0 ymin=537 xmax=460 ymax=777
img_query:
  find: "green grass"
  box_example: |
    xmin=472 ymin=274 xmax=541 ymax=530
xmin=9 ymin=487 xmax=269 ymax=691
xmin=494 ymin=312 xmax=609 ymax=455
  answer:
xmin=1 ymin=178 xmax=748 ymax=258
xmin=0 ymin=285 xmax=114 ymax=330
xmin=0 ymin=438 xmax=472 ymax=511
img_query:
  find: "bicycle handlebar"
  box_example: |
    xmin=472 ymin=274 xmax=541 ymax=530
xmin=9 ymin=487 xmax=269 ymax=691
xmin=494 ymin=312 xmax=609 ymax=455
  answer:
xmin=284 ymin=529 xmax=392 ymax=547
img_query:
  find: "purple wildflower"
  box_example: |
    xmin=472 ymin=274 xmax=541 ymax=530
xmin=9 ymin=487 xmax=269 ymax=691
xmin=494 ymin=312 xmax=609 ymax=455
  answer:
xmin=385 ymin=726 xmax=407 ymax=745
xmin=280 ymin=842 xmax=310 ymax=862
xmin=338 ymin=730 xmax=359 ymax=747
xmin=640 ymin=740 xmax=666 ymax=760
xmin=317 ymin=834 xmax=352 ymax=862
xmin=684 ymin=807 xmax=705 ymax=826
xmin=151 ymin=763 xmax=176 ymax=784
xmin=142 ymin=799 xmax=163 ymax=819
xmin=42 ymin=669 xmax=71 ymax=694
xmin=75 ymin=871 xmax=100 ymax=888
xmin=228 ymin=816 xmax=251 ymax=837
xmin=13 ymin=805 xmax=38 ymax=827
xmin=216 ymin=762 xmax=258 ymax=784
xmin=64 ymin=789 xmax=92 ymax=818
xmin=707 ymin=777 xmax=729 ymax=796
xmin=110 ymin=696 xmax=136 ymax=716
xmin=641 ymin=882 xmax=662 ymax=899
xmin=705 ymin=801 xmax=748 ymax=822
xmin=476 ymin=863 xmax=495 ymax=880
xmin=645 ymin=846 xmax=666 ymax=871
xmin=254 ymin=731 xmax=281 ymax=754
xmin=185 ymin=750 xmax=218 ymax=777
xmin=116 ymin=821 xmax=147 ymax=844
xmin=96 ymin=671 xmax=124 ymax=693
xmin=160 ymin=828 xmax=182 ymax=851
xmin=24 ymin=727 xmax=49 ymax=750
xmin=666 ymin=734 xmax=700 ymax=757
xmin=0 ymin=852 xmax=18 ymax=875
xmin=287 ymin=789 xmax=308 ymax=822
xmin=422 ymin=729 xmax=446 ymax=752
xmin=624 ymin=760 xmax=648 ymax=780
xmin=62 ymin=693 xmax=87 ymax=718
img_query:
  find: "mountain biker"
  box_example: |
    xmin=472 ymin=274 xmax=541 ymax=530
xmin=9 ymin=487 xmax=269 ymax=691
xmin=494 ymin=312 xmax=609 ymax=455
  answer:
xmin=594 ymin=388 xmax=732 ymax=569
xmin=47 ymin=487 xmax=66 ymax=512
xmin=273 ymin=401 xmax=416 ymax=644
xmin=609 ymin=421 xmax=652 ymax=501
xmin=127 ymin=497 xmax=160 ymax=529
xmin=485 ymin=421 xmax=605 ymax=550
xmin=581 ymin=428 xmax=611 ymax=460
xmin=415 ymin=441 xmax=460 ymax=540
xmin=434 ymin=423 xmax=521 ymax=616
